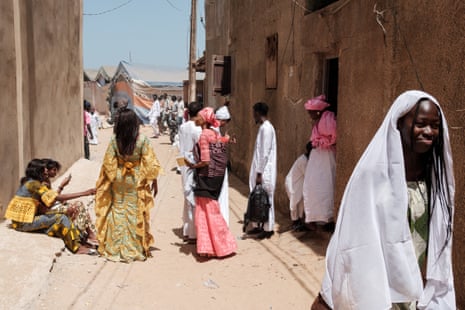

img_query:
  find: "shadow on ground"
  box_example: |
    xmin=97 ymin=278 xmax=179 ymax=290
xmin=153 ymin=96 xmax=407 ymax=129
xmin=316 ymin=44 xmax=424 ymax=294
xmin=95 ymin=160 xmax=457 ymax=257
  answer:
xmin=228 ymin=173 xmax=330 ymax=258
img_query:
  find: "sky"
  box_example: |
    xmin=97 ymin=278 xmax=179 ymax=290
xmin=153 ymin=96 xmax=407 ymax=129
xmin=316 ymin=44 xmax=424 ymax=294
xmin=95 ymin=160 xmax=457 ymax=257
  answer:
xmin=83 ymin=0 xmax=206 ymax=70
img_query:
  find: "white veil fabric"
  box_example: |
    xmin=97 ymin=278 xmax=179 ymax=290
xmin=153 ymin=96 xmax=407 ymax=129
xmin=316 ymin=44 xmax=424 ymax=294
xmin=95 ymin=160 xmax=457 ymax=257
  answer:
xmin=320 ymin=90 xmax=455 ymax=309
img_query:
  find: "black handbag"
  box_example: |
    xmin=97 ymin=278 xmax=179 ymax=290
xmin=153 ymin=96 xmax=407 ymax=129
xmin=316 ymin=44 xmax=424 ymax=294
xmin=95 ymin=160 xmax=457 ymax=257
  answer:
xmin=243 ymin=184 xmax=271 ymax=232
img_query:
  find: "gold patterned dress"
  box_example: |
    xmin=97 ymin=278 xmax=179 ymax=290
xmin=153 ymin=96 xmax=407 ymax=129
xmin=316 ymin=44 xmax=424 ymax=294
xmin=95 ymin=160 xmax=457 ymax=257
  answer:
xmin=5 ymin=180 xmax=81 ymax=253
xmin=95 ymin=134 xmax=161 ymax=262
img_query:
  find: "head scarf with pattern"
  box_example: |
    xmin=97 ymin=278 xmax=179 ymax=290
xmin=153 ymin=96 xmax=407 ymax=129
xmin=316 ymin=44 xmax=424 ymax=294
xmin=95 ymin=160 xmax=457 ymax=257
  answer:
xmin=198 ymin=107 xmax=220 ymax=127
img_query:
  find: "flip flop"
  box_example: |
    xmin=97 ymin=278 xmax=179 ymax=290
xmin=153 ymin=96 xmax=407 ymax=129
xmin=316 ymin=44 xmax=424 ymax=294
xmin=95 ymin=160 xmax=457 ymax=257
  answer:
xmin=87 ymin=249 xmax=98 ymax=256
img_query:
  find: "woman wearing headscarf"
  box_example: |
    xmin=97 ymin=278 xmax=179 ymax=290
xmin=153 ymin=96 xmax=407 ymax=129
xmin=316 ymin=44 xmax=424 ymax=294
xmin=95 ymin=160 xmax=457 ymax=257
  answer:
xmin=303 ymin=95 xmax=337 ymax=230
xmin=186 ymin=107 xmax=237 ymax=258
xmin=95 ymin=108 xmax=162 ymax=262
xmin=5 ymin=159 xmax=96 ymax=254
xmin=312 ymin=91 xmax=455 ymax=309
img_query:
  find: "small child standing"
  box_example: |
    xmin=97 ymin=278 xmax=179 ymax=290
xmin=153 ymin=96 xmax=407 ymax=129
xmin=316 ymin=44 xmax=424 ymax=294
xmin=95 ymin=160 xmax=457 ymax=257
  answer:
xmin=285 ymin=142 xmax=312 ymax=231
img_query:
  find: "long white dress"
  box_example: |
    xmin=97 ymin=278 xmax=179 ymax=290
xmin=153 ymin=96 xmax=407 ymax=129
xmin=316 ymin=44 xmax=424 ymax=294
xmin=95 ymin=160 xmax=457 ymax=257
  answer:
xmin=303 ymin=111 xmax=337 ymax=223
xmin=148 ymin=99 xmax=160 ymax=136
xmin=303 ymin=148 xmax=336 ymax=223
xmin=178 ymin=120 xmax=202 ymax=239
xmin=320 ymin=91 xmax=456 ymax=309
xmin=285 ymin=154 xmax=308 ymax=221
xmin=249 ymin=120 xmax=277 ymax=232
xmin=89 ymin=113 xmax=100 ymax=145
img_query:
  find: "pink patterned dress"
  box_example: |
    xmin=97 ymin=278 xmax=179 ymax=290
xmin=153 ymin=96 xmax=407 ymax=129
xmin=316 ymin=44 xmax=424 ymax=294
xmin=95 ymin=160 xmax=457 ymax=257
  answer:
xmin=194 ymin=128 xmax=237 ymax=257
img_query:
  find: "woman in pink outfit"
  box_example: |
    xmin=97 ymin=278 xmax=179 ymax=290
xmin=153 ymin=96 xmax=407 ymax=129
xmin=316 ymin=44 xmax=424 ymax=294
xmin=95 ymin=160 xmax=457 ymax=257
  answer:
xmin=302 ymin=95 xmax=337 ymax=231
xmin=186 ymin=107 xmax=237 ymax=258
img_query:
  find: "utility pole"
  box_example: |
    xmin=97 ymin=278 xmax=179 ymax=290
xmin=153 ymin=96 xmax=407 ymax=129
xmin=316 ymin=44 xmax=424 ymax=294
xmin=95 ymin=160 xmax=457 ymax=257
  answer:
xmin=188 ymin=0 xmax=197 ymax=103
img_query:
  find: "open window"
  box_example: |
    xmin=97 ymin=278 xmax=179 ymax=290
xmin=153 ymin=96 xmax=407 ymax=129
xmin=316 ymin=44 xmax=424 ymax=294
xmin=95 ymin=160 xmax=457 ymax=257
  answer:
xmin=212 ymin=55 xmax=231 ymax=96
xmin=306 ymin=0 xmax=338 ymax=12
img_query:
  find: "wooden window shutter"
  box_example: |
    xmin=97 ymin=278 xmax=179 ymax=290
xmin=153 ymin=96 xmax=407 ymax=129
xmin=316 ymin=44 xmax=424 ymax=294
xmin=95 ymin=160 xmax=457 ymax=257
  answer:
xmin=212 ymin=55 xmax=231 ymax=96
xmin=266 ymin=33 xmax=278 ymax=89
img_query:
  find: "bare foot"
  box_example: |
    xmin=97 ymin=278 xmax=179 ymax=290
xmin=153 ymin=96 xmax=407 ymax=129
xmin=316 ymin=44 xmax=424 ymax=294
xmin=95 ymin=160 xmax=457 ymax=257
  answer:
xmin=76 ymin=245 xmax=97 ymax=255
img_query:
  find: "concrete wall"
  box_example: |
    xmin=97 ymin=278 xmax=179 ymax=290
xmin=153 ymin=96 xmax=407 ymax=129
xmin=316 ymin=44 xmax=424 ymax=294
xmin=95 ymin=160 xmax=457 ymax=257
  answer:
xmin=205 ymin=0 xmax=465 ymax=305
xmin=0 ymin=0 xmax=83 ymax=216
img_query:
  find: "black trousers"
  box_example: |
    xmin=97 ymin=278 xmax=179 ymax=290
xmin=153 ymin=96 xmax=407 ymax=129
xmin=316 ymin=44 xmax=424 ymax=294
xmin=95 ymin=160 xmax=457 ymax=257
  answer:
xmin=84 ymin=136 xmax=90 ymax=159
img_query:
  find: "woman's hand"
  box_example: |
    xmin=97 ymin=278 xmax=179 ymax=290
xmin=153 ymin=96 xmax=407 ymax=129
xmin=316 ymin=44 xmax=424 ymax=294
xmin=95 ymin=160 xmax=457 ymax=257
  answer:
xmin=225 ymin=131 xmax=237 ymax=144
xmin=151 ymin=180 xmax=158 ymax=198
xmin=185 ymin=159 xmax=195 ymax=169
xmin=86 ymin=188 xmax=96 ymax=196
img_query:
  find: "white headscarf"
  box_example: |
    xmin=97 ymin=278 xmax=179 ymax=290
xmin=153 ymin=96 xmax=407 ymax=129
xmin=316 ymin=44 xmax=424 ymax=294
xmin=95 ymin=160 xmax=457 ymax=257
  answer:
xmin=321 ymin=90 xmax=455 ymax=309
xmin=215 ymin=106 xmax=231 ymax=120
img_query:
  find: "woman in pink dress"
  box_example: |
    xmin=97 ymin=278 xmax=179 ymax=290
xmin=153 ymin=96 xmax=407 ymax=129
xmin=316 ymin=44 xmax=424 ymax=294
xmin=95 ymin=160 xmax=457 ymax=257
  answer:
xmin=186 ymin=107 xmax=237 ymax=258
xmin=303 ymin=95 xmax=337 ymax=231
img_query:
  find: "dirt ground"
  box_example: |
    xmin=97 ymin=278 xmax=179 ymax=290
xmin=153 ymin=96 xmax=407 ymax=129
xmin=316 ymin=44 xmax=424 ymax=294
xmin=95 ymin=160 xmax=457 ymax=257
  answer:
xmin=4 ymin=124 xmax=330 ymax=310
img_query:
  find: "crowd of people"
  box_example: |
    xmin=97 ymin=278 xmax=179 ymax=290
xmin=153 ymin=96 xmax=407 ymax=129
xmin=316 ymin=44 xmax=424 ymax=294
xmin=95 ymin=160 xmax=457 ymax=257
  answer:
xmin=147 ymin=94 xmax=186 ymax=143
xmin=4 ymin=90 xmax=457 ymax=308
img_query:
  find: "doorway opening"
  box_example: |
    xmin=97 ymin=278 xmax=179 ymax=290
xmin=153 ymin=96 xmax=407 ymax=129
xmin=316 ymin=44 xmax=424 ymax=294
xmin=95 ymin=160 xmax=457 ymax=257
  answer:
xmin=323 ymin=57 xmax=338 ymax=115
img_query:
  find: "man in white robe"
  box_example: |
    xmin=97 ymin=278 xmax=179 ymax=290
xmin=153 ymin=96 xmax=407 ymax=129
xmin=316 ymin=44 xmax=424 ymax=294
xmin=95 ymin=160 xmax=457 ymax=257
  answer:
xmin=147 ymin=94 xmax=161 ymax=138
xmin=177 ymin=96 xmax=185 ymax=126
xmin=249 ymin=102 xmax=277 ymax=239
xmin=214 ymin=106 xmax=232 ymax=225
xmin=89 ymin=106 xmax=100 ymax=145
xmin=178 ymin=101 xmax=203 ymax=241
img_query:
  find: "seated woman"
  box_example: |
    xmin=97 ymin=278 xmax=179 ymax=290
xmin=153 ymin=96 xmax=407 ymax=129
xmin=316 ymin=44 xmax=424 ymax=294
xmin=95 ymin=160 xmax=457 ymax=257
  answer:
xmin=5 ymin=159 xmax=96 ymax=254
xmin=42 ymin=158 xmax=98 ymax=246
xmin=95 ymin=108 xmax=162 ymax=263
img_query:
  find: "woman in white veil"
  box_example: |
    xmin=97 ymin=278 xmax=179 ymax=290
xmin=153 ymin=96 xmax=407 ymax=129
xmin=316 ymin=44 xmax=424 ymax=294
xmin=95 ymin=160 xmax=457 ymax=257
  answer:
xmin=312 ymin=90 xmax=455 ymax=309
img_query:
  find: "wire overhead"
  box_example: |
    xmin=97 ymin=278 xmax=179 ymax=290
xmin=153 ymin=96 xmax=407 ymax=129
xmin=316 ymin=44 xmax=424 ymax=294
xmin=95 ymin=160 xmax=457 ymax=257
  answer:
xmin=83 ymin=0 xmax=134 ymax=16
xmin=165 ymin=0 xmax=183 ymax=12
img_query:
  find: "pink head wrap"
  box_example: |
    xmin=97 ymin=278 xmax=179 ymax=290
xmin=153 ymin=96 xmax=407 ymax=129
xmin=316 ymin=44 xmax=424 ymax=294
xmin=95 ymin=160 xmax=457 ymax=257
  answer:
xmin=304 ymin=95 xmax=330 ymax=111
xmin=198 ymin=107 xmax=220 ymax=127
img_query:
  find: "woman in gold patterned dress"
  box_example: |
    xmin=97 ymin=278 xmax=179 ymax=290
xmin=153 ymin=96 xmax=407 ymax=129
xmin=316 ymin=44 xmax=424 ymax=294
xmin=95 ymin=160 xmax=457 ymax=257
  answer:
xmin=5 ymin=159 xmax=96 ymax=254
xmin=95 ymin=108 xmax=162 ymax=262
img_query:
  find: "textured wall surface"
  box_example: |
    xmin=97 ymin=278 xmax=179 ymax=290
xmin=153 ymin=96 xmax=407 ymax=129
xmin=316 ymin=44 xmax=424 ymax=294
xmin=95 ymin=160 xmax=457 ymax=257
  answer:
xmin=206 ymin=0 xmax=465 ymax=305
xmin=0 ymin=0 xmax=83 ymax=216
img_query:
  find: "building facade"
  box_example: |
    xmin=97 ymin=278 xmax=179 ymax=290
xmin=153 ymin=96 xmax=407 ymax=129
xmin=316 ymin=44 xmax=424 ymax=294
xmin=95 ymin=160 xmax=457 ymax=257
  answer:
xmin=0 ymin=0 xmax=83 ymax=215
xmin=205 ymin=0 xmax=465 ymax=304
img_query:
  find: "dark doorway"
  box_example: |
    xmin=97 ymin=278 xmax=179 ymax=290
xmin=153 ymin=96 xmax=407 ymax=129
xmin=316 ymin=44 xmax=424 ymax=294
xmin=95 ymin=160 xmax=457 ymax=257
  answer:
xmin=306 ymin=0 xmax=338 ymax=12
xmin=324 ymin=57 xmax=338 ymax=115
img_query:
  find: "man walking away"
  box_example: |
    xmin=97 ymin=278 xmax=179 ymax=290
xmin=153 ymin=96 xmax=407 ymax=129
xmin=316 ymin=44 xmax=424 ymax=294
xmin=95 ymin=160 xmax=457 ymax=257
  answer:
xmin=248 ymin=102 xmax=277 ymax=239
xmin=148 ymin=94 xmax=161 ymax=138
xmin=177 ymin=96 xmax=185 ymax=126
xmin=178 ymin=102 xmax=203 ymax=242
